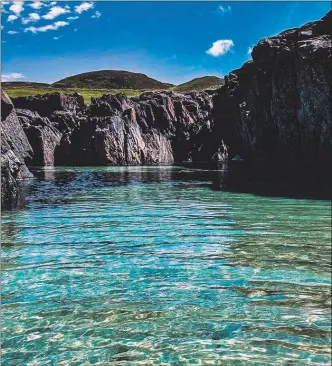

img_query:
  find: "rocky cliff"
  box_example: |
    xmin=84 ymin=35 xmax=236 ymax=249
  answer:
xmin=1 ymin=90 xmax=217 ymax=208
xmin=1 ymin=11 xmax=331 ymax=209
xmin=212 ymin=11 xmax=332 ymax=188
xmin=1 ymin=92 xmax=34 ymax=208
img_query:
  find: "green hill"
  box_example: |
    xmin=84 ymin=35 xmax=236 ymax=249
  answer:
xmin=173 ymin=76 xmax=224 ymax=92
xmin=2 ymin=81 xmax=51 ymax=88
xmin=52 ymin=70 xmax=174 ymax=90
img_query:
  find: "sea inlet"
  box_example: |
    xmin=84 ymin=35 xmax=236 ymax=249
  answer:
xmin=1 ymin=166 xmax=331 ymax=365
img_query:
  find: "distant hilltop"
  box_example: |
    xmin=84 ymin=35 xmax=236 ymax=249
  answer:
xmin=2 ymin=70 xmax=224 ymax=92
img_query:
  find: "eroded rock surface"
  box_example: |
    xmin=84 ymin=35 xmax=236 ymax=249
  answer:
xmin=212 ymin=11 xmax=332 ymax=184
xmin=15 ymin=91 xmax=216 ymax=166
xmin=1 ymin=91 xmax=34 ymax=208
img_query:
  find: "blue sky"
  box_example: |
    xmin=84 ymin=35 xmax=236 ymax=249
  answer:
xmin=1 ymin=1 xmax=330 ymax=84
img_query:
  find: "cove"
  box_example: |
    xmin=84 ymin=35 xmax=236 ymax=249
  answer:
xmin=1 ymin=166 xmax=331 ymax=365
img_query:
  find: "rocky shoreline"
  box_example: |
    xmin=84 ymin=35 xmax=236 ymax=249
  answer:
xmin=1 ymin=11 xmax=331 ymax=208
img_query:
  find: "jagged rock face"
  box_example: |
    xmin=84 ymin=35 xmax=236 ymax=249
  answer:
xmin=1 ymin=91 xmax=34 ymax=208
xmin=54 ymin=91 xmax=215 ymax=166
xmin=17 ymin=109 xmax=62 ymax=166
xmin=7 ymin=90 xmax=215 ymax=168
xmin=1 ymin=92 xmax=33 ymax=180
xmin=11 ymin=92 xmax=85 ymax=117
xmin=212 ymin=11 xmax=332 ymax=181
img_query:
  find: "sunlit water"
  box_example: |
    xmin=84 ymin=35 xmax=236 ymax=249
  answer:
xmin=1 ymin=166 xmax=331 ymax=365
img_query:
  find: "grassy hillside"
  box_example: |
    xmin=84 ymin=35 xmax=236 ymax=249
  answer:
xmin=173 ymin=76 xmax=224 ymax=92
xmin=3 ymin=87 xmax=146 ymax=104
xmin=2 ymin=74 xmax=223 ymax=104
xmin=2 ymin=81 xmax=51 ymax=88
xmin=52 ymin=70 xmax=173 ymax=90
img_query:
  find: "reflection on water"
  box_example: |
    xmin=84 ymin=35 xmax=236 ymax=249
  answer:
xmin=1 ymin=166 xmax=331 ymax=365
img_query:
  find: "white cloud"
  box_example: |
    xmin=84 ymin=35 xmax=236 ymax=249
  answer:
xmin=75 ymin=2 xmax=94 ymax=14
xmin=43 ymin=6 xmax=70 ymax=20
xmin=67 ymin=16 xmax=79 ymax=20
xmin=53 ymin=35 xmax=62 ymax=40
xmin=1 ymin=2 xmax=9 ymax=13
xmin=217 ymin=5 xmax=232 ymax=15
xmin=206 ymin=39 xmax=234 ymax=57
xmin=22 ymin=13 xmax=41 ymax=24
xmin=8 ymin=30 xmax=18 ymax=35
xmin=29 ymin=1 xmax=43 ymax=10
xmin=247 ymin=47 xmax=253 ymax=55
xmin=7 ymin=14 xmax=18 ymax=22
xmin=91 ymin=11 xmax=101 ymax=19
xmin=74 ymin=28 xmax=78 ymax=32
xmin=9 ymin=1 xmax=24 ymax=16
xmin=25 ymin=21 xmax=69 ymax=33
xmin=1 ymin=73 xmax=25 ymax=81
xmin=50 ymin=2 xmax=57 ymax=5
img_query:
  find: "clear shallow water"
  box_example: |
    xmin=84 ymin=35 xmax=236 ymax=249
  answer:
xmin=1 ymin=166 xmax=331 ymax=365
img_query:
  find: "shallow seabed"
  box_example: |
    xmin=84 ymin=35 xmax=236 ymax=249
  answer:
xmin=1 ymin=166 xmax=331 ymax=365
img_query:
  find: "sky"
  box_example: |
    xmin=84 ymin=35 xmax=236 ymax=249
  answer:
xmin=1 ymin=1 xmax=331 ymax=85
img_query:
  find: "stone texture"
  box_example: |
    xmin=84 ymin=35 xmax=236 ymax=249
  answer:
xmin=54 ymin=91 xmax=214 ymax=166
xmin=17 ymin=109 xmax=62 ymax=166
xmin=212 ymin=11 xmax=332 ymax=182
xmin=1 ymin=91 xmax=34 ymax=208
xmin=11 ymin=92 xmax=85 ymax=117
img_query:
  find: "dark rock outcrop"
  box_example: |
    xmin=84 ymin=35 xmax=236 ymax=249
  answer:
xmin=11 ymin=92 xmax=85 ymax=117
xmin=1 ymin=91 xmax=34 ymax=208
xmin=17 ymin=109 xmax=62 ymax=166
xmin=44 ymin=91 xmax=216 ymax=166
xmin=212 ymin=11 xmax=332 ymax=187
xmin=2 ymin=12 xmax=331 ymax=208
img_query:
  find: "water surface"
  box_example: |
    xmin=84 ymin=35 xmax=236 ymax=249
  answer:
xmin=1 ymin=166 xmax=331 ymax=365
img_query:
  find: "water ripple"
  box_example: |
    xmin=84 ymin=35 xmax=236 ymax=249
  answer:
xmin=1 ymin=166 xmax=331 ymax=365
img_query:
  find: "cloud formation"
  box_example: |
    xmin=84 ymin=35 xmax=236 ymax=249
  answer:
xmin=8 ymin=30 xmax=18 ymax=35
xmin=25 ymin=21 xmax=69 ymax=33
xmin=7 ymin=15 xmax=18 ymax=22
xmin=91 ymin=11 xmax=101 ymax=19
xmin=22 ymin=13 xmax=41 ymax=24
xmin=2 ymin=72 xmax=25 ymax=81
xmin=75 ymin=2 xmax=94 ymax=14
xmin=206 ymin=39 xmax=234 ymax=56
xmin=29 ymin=1 xmax=44 ymax=10
xmin=9 ymin=1 xmax=24 ymax=16
xmin=43 ymin=6 xmax=70 ymax=20
xmin=247 ymin=47 xmax=253 ymax=55
xmin=217 ymin=5 xmax=232 ymax=15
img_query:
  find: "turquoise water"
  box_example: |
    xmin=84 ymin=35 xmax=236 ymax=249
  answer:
xmin=1 ymin=166 xmax=331 ymax=365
